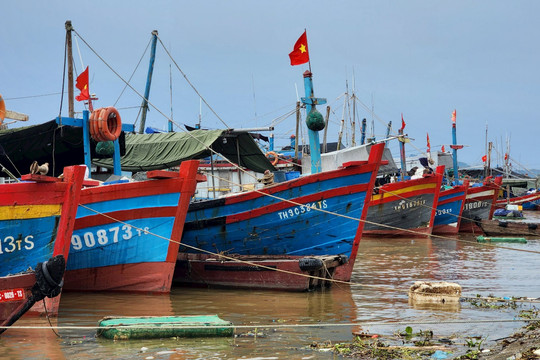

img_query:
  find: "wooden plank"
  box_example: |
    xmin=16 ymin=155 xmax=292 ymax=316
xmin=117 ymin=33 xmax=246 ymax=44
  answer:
xmin=147 ymin=170 xmax=179 ymax=179
xmin=4 ymin=110 xmax=29 ymax=122
xmin=21 ymin=174 xmax=60 ymax=183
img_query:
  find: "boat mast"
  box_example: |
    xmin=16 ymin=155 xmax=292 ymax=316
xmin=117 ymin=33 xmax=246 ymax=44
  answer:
xmin=322 ymin=105 xmax=330 ymax=154
xmin=139 ymin=30 xmax=158 ymax=134
xmin=337 ymin=87 xmax=346 ymax=151
xmin=484 ymin=122 xmax=488 ymax=178
xmin=385 ymin=121 xmax=392 ymax=146
xmin=450 ymin=110 xmax=463 ymax=184
xmin=301 ymin=71 xmax=326 ymax=174
xmin=398 ymin=127 xmax=407 ymax=181
xmin=360 ymin=118 xmax=367 ymax=145
xmin=168 ymin=64 xmax=174 ymax=132
xmin=65 ymin=20 xmax=75 ymax=118
xmin=295 ymin=101 xmax=300 ymax=158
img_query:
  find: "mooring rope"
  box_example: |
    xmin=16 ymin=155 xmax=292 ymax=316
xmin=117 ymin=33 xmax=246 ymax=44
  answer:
xmin=2 ymin=317 xmax=538 ymax=332
xmin=77 ymin=202 xmax=540 ymax=303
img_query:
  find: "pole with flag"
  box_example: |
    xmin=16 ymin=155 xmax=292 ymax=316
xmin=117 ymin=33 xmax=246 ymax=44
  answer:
xmin=289 ymin=30 xmax=325 ymax=174
xmin=289 ymin=30 xmax=311 ymax=71
xmin=75 ymin=66 xmax=94 ymax=111
xmin=450 ymin=109 xmax=464 ymax=184
xmin=398 ymin=114 xmax=407 ymax=180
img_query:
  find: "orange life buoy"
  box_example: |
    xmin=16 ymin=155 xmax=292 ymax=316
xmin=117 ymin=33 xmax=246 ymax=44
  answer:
xmin=89 ymin=107 xmax=122 ymax=142
xmin=266 ymin=151 xmax=279 ymax=166
xmin=0 ymin=94 xmax=5 ymax=125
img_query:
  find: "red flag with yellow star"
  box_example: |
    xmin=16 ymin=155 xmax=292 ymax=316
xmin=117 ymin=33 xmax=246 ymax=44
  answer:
xmin=75 ymin=66 xmax=90 ymax=101
xmin=289 ymin=31 xmax=309 ymax=66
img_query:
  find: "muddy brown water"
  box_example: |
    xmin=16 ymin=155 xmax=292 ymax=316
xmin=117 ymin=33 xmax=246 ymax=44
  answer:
xmin=1 ymin=218 xmax=539 ymax=359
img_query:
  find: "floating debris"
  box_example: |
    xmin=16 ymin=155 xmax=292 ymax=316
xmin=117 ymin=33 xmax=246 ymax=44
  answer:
xmin=408 ymin=281 xmax=462 ymax=303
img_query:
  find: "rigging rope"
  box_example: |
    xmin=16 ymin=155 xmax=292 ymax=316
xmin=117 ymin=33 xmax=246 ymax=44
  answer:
xmin=156 ymin=36 xmax=230 ymax=129
xmin=2 ymin=317 xmax=539 ymax=331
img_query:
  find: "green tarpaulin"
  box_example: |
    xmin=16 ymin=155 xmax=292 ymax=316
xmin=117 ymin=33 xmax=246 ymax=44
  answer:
xmin=0 ymin=121 xmax=275 ymax=176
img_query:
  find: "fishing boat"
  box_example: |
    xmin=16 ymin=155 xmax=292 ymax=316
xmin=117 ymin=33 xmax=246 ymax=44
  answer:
xmin=458 ymin=176 xmax=503 ymax=233
xmin=174 ymin=70 xmax=385 ymax=286
xmin=440 ymin=109 xmax=503 ymax=233
xmin=303 ymin=129 xmax=443 ymax=236
xmin=495 ymin=191 xmax=540 ymax=211
xmin=177 ymin=142 xmax=384 ymax=284
xmin=432 ymin=168 xmax=469 ymax=235
xmin=63 ymin=160 xmax=200 ymax=293
xmin=363 ymin=172 xmax=443 ymax=236
xmin=0 ymin=165 xmax=85 ymax=333
xmin=363 ymin=124 xmax=443 ymax=236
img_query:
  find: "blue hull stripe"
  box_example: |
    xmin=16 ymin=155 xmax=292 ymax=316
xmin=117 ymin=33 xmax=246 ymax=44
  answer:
xmin=434 ymin=199 xmax=464 ymax=227
xmin=0 ymin=216 xmax=59 ymax=276
xmin=76 ymin=193 xmax=180 ymax=219
xmin=182 ymin=190 xmax=368 ymax=256
xmin=67 ymin=217 xmax=175 ymax=270
xmin=187 ymin=172 xmax=371 ymax=223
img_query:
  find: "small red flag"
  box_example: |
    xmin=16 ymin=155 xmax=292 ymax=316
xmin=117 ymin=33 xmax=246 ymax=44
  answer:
xmin=451 ymin=109 xmax=456 ymax=123
xmin=504 ymin=153 xmax=508 ymax=161
xmin=289 ymin=31 xmax=309 ymax=66
xmin=400 ymin=113 xmax=406 ymax=131
xmin=75 ymin=66 xmax=90 ymax=101
xmin=426 ymin=133 xmax=431 ymax=153
xmin=482 ymin=155 xmax=487 ymax=162
xmin=441 ymin=145 xmax=445 ymax=152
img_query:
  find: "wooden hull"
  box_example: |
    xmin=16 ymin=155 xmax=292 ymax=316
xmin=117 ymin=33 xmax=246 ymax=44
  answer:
xmin=432 ymin=184 xmax=468 ymax=235
xmin=177 ymin=143 xmax=385 ymax=286
xmin=0 ymin=166 xmax=85 ymax=328
xmin=459 ymin=177 xmax=503 ymax=233
xmin=64 ymin=262 xmax=176 ymax=292
xmin=174 ymin=253 xmax=349 ymax=291
xmin=479 ymin=219 xmax=540 ymax=237
xmin=64 ymin=161 xmax=199 ymax=293
xmin=363 ymin=174 xmax=443 ymax=236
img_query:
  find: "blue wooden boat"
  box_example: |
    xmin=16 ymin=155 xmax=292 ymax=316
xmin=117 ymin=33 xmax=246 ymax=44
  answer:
xmin=432 ymin=167 xmax=469 ymax=235
xmin=432 ymin=183 xmax=469 ymax=234
xmin=0 ymin=165 xmax=85 ymax=332
xmin=63 ymin=160 xmax=200 ymax=293
xmin=178 ymin=142 xmax=385 ymax=283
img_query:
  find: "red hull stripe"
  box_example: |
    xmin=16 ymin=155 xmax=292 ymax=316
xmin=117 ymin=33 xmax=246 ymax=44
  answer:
xmin=64 ymin=262 xmax=175 ymax=293
xmin=224 ymin=163 xmax=379 ymax=206
xmin=0 ymin=184 xmax=68 ymax=205
xmin=226 ymin=183 xmax=370 ymax=224
xmin=74 ymin=207 xmax=178 ymax=230
xmin=438 ymin=195 xmax=465 ymax=206
xmin=370 ymin=185 xmax=438 ymax=206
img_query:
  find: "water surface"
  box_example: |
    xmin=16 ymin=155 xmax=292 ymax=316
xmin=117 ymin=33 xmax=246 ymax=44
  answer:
xmin=1 ymin=225 xmax=539 ymax=359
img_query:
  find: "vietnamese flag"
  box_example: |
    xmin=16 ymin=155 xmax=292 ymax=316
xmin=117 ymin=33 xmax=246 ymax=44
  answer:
xmin=482 ymin=155 xmax=487 ymax=162
xmin=75 ymin=66 xmax=90 ymax=101
xmin=427 ymin=133 xmax=431 ymax=153
xmin=441 ymin=145 xmax=445 ymax=152
xmin=400 ymin=113 xmax=406 ymax=131
xmin=289 ymin=31 xmax=309 ymax=66
xmin=451 ymin=109 xmax=457 ymax=123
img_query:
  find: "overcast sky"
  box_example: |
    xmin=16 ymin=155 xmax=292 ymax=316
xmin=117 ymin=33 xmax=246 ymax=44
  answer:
xmin=2 ymin=1 xmax=539 ymax=171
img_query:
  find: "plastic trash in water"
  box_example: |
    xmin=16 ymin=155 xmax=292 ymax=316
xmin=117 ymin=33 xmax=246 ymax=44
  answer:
xmin=431 ymin=350 xmax=450 ymax=359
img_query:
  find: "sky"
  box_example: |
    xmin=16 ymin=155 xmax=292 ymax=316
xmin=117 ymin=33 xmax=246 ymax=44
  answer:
xmin=2 ymin=1 xmax=539 ymax=171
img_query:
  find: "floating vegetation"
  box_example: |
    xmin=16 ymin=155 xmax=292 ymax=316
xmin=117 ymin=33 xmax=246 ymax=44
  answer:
xmin=464 ymin=294 xmax=519 ymax=310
